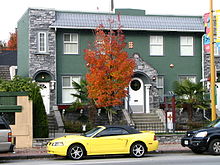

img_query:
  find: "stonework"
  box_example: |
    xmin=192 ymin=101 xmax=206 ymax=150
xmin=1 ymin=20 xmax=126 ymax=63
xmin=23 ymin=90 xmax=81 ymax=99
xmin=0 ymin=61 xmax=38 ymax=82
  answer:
xmin=133 ymin=53 xmax=160 ymax=109
xmin=28 ymin=8 xmax=57 ymax=110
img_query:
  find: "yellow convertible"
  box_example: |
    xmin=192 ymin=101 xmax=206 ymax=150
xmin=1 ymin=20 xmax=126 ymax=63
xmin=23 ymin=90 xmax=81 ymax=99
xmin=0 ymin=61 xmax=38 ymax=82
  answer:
xmin=47 ymin=125 xmax=159 ymax=160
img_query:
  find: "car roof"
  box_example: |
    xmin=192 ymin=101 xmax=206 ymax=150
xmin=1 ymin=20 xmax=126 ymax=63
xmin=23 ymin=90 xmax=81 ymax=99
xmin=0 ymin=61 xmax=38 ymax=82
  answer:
xmin=103 ymin=125 xmax=140 ymax=134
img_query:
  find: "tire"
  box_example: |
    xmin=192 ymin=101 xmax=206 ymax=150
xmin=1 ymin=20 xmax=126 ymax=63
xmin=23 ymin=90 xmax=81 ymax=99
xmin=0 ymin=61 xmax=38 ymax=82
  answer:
xmin=67 ymin=144 xmax=85 ymax=160
xmin=208 ymin=139 xmax=220 ymax=155
xmin=190 ymin=148 xmax=205 ymax=154
xmin=130 ymin=142 xmax=146 ymax=158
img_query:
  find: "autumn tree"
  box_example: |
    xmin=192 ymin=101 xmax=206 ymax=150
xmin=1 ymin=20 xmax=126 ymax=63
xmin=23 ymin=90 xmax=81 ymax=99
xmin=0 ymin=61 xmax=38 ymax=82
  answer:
xmin=7 ymin=32 xmax=17 ymax=50
xmin=84 ymin=25 xmax=135 ymax=124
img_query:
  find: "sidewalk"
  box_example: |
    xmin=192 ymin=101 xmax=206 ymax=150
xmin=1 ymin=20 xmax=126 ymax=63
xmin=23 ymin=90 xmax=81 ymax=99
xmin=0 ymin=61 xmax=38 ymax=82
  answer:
xmin=0 ymin=143 xmax=190 ymax=160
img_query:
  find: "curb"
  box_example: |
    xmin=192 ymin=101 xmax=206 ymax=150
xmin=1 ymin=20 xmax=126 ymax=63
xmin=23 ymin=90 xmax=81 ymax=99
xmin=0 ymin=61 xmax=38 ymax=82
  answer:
xmin=0 ymin=150 xmax=191 ymax=160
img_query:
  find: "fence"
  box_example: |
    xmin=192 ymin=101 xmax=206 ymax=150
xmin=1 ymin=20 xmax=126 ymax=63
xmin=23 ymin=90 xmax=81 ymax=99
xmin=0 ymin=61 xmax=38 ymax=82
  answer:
xmin=134 ymin=122 xmax=210 ymax=133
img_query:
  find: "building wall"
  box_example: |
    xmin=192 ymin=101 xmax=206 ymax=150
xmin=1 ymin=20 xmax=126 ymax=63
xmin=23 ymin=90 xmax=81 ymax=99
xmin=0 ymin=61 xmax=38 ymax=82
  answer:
xmin=17 ymin=10 xmax=29 ymax=77
xmin=56 ymin=29 xmax=203 ymax=104
xmin=28 ymin=8 xmax=57 ymax=109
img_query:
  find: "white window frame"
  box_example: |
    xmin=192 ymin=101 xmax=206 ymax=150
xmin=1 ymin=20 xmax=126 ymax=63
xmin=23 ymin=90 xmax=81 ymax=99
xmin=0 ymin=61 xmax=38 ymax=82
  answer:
xmin=156 ymin=76 xmax=164 ymax=102
xmin=180 ymin=36 xmax=194 ymax=56
xmin=62 ymin=76 xmax=81 ymax=103
xmin=150 ymin=35 xmax=163 ymax=56
xmin=214 ymin=43 xmax=220 ymax=56
xmin=179 ymin=75 xmax=196 ymax=83
xmin=38 ymin=32 xmax=47 ymax=53
xmin=63 ymin=33 xmax=78 ymax=54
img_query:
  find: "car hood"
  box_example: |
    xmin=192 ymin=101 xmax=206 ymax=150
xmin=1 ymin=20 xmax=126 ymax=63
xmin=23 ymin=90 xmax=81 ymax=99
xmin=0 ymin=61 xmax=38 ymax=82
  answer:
xmin=189 ymin=127 xmax=219 ymax=134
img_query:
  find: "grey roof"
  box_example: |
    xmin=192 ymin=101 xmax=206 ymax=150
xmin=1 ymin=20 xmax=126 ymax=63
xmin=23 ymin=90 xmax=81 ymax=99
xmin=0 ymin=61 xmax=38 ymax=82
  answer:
xmin=50 ymin=12 xmax=204 ymax=32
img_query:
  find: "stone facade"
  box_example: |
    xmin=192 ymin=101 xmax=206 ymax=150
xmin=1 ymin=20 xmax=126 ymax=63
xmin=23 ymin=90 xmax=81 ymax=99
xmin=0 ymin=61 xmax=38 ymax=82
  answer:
xmin=28 ymin=8 xmax=57 ymax=110
xmin=133 ymin=53 xmax=160 ymax=109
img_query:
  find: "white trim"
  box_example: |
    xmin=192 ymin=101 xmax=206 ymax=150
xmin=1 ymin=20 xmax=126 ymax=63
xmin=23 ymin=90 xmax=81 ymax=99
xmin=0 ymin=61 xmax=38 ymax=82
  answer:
xmin=38 ymin=32 xmax=47 ymax=53
xmin=63 ymin=33 xmax=78 ymax=54
xmin=180 ymin=36 xmax=194 ymax=56
xmin=50 ymin=26 xmax=204 ymax=32
xmin=150 ymin=35 xmax=163 ymax=56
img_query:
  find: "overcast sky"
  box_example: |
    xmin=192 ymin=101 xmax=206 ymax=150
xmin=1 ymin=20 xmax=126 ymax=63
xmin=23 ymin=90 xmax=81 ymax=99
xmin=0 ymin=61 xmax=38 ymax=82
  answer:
xmin=0 ymin=0 xmax=220 ymax=42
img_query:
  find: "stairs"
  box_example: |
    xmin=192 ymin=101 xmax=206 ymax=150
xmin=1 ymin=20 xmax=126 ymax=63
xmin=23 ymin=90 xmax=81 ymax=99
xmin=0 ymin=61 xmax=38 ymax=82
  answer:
xmin=47 ymin=114 xmax=58 ymax=134
xmin=131 ymin=113 xmax=165 ymax=132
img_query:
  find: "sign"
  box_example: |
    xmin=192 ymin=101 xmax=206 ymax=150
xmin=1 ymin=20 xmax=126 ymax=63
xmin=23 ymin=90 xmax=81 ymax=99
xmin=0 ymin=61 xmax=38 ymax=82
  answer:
xmin=204 ymin=34 xmax=210 ymax=53
xmin=216 ymin=10 xmax=220 ymax=50
xmin=204 ymin=13 xmax=210 ymax=36
xmin=167 ymin=111 xmax=173 ymax=130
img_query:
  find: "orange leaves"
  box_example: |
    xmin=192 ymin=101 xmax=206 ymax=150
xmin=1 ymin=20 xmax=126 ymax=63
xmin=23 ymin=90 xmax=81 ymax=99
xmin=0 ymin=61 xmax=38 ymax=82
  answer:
xmin=84 ymin=26 xmax=135 ymax=108
xmin=7 ymin=32 xmax=17 ymax=50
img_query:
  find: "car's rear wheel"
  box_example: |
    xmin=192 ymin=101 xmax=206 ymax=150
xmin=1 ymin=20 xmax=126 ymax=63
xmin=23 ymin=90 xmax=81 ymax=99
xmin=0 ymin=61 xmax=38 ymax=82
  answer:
xmin=130 ymin=142 xmax=146 ymax=158
xmin=208 ymin=139 xmax=220 ymax=155
xmin=67 ymin=144 xmax=85 ymax=160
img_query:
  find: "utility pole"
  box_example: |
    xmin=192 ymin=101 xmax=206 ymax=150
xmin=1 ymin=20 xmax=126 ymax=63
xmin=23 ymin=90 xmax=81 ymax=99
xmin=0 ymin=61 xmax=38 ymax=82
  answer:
xmin=210 ymin=0 xmax=217 ymax=121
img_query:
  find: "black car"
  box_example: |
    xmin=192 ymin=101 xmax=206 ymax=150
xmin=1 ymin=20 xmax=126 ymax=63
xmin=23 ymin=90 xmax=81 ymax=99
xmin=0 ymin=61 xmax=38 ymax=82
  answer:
xmin=181 ymin=118 xmax=220 ymax=155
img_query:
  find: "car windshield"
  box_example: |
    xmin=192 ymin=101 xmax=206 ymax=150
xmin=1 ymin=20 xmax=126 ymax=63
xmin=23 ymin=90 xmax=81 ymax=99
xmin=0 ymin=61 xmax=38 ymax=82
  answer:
xmin=84 ymin=127 xmax=103 ymax=137
xmin=207 ymin=118 xmax=220 ymax=128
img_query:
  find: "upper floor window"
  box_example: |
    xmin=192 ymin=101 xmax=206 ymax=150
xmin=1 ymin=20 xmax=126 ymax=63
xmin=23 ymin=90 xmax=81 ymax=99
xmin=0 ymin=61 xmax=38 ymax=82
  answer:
xmin=179 ymin=75 xmax=196 ymax=83
xmin=150 ymin=36 xmax=163 ymax=56
xmin=62 ymin=76 xmax=81 ymax=104
xmin=180 ymin=36 xmax=193 ymax=56
xmin=38 ymin=32 xmax=47 ymax=53
xmin=63 ymin=33 xmax=78 ymax=54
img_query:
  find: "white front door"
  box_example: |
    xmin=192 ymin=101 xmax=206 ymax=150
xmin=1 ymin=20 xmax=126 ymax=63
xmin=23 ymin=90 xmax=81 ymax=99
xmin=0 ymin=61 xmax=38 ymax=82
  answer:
xmin=129 ymin=78 xmax=144 ymax=113
xmin=39 ymin=82 xmax=50 ymax=114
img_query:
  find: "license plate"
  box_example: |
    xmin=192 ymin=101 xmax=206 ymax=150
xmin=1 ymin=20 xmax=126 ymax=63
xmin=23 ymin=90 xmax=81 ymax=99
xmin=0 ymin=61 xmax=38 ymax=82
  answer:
xmin=184 ymin=140 xmax=189 ymax=145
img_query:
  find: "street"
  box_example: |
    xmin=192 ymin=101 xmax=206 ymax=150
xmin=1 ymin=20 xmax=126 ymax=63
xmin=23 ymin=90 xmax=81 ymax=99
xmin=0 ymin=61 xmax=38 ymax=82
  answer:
xmin=1 ymin=153 xmax=220 ymax=165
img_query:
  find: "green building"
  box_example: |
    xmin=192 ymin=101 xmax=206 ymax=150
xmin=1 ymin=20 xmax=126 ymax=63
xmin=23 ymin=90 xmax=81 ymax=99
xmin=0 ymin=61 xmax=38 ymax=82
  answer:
xmin=17 ymin=8 xmax=204 ymax=116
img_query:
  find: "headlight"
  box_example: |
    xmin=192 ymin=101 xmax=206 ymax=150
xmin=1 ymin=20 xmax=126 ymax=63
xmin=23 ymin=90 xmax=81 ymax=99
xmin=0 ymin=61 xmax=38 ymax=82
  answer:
xmin=52 ymin=142 xmax=64 ymax=146
xmin=195 ymin=131 xmax=207 ymax=138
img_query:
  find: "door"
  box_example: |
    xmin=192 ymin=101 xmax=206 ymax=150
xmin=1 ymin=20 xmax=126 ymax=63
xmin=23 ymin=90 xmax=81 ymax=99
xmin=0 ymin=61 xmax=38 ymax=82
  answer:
xmin=129 ymin=78 xmax=144 ymax=113
xmin=89 ymin=128 xmax=129 ymax=154
xmin=38 ymin=82 xmax=50 ymax=114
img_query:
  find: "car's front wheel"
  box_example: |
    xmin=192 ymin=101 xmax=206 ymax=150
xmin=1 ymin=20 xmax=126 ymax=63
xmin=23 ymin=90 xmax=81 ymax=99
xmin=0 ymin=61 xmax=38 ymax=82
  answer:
xmin=67 ymin=144 xmax=85 ymax=160
xmin=130 ymin=142 xmax=146 ymax=158
xmin=208 ymin=139 xmax=220 ymax=155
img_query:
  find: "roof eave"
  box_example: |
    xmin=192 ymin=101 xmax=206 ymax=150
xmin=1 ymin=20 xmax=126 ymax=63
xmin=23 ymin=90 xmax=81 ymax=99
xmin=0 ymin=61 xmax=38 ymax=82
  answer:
xmin=49 ymin=25 xmax=204 ymax=32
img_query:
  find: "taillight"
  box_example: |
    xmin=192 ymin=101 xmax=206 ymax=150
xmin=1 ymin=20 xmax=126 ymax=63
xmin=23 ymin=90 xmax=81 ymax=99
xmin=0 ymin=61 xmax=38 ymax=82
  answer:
xmin=154 ymin=135 xmax=157 ymax=141
xmin=8 ymin=132 xmax=12 ymax=142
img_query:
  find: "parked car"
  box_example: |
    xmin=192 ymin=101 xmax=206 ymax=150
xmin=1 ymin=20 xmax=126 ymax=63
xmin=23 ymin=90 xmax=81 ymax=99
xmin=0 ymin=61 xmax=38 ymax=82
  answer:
xmin=0 ymin=116 xmax=14 ymax=152
xmin=47 ymin=125 xmax=159 ymax=160
xmin=181 ymin=118 xmax=220 ymax=155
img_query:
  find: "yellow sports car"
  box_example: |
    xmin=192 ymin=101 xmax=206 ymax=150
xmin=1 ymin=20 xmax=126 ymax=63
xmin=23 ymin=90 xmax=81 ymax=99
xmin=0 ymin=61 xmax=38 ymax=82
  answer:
xmin=47 ymin=125 xmax=159 ymax=160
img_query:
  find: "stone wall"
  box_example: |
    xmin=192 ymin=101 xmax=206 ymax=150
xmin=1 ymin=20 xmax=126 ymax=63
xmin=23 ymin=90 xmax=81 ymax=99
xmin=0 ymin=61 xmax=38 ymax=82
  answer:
xmin=28 ymin=8 xmax=57 ymax=110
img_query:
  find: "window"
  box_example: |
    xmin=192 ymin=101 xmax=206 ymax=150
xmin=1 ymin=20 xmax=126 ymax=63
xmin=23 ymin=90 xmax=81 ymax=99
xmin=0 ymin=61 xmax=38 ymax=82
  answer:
xmin=179 ymin=75 xmax=196 ymax=83
xmin=180 ymin=36 xmax=193 ymax=56
xmin=150 ymin=36 xmax=163 ymax=56
xmin=156 ymin=76 xmax=164 ymax=102
xmin=62 ymin=76 xmax=81 ymax=103
xmin=96 ymin=128 xmax=129 ymax=137
xmin=38 ymin=32 xmax=47 ymax=53
xmin=214 ymin=43 xmax=220 ymax=56
xmin=64 ymin=33 xmax=78 ymax=54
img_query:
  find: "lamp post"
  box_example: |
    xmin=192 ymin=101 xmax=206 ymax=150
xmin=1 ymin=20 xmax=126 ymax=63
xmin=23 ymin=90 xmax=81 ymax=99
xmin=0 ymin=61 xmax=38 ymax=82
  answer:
xmin=210 ymin=0 xmax=217 ymax=121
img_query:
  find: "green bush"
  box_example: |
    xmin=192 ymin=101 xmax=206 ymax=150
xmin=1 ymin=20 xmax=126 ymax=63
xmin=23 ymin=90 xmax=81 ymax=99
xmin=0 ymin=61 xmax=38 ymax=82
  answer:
xmin=0 ymin=76 xmax=49 ymax=138
xmin=64 ymin=121 xmax=93 ymax=133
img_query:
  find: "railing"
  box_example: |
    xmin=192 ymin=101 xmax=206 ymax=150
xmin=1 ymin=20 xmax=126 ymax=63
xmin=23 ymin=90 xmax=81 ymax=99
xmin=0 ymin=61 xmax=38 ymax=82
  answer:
xmin=134 ymin=122 xmax=209 ymax=133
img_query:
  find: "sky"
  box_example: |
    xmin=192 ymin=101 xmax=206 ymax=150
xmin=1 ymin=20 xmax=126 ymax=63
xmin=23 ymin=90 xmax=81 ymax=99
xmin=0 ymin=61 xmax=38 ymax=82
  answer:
xmin=0 ymin=0 xmax=220 ymax=42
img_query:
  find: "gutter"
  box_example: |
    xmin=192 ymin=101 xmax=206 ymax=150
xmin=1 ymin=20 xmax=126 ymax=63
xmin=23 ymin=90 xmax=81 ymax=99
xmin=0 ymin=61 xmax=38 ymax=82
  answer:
xmin=49 ymin=25 xmax=204 ymax=33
